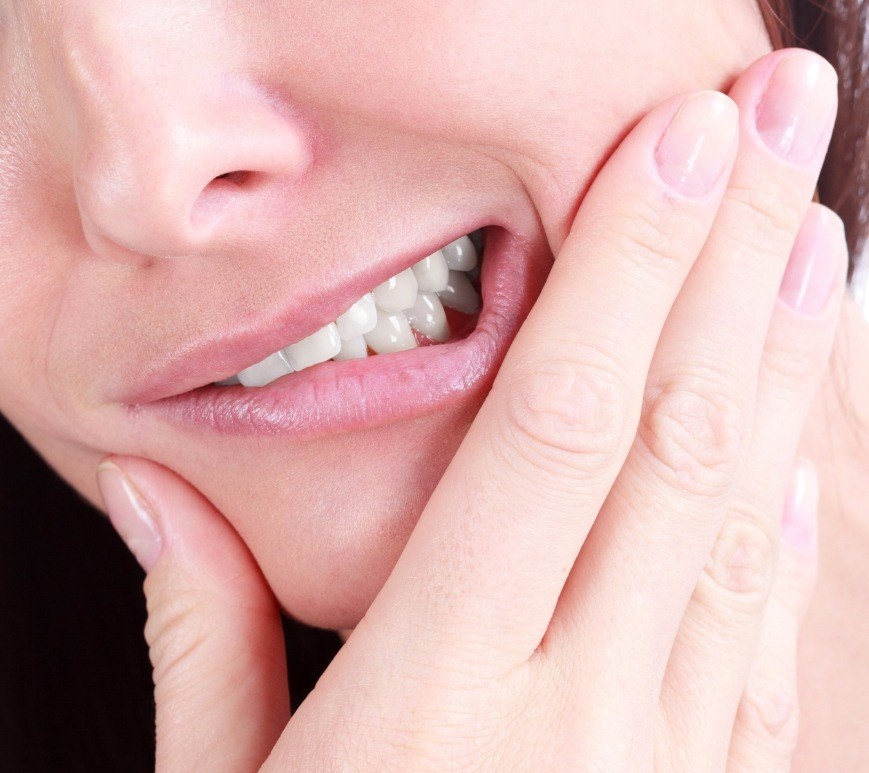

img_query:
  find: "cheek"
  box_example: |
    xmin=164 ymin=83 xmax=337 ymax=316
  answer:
xmin=289 ymin=0 xmax=767 ymax=253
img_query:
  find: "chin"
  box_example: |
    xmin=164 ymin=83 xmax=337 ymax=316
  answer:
xmin=205 ymin=405 xmax=476 ymax=631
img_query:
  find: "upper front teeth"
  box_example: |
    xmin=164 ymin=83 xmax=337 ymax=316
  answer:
xmin=283 ymin=323 xmax=342 ymax=370
xmin=335 ymin=293 xmax=378 ymax=339
xmin=371 ymin=267 xmax=418 ymax=313
xmin=223 ymin=233 xmax=482 ymax=388
xmin=442 ymin=235 xmax=477 ymax=272
xmin=411 ymin=250 xmax=449 ymax=292
xmin=234 ymin=351 xmax=294 ymax=388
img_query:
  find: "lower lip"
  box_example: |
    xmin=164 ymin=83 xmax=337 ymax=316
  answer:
xmin=138 ymin=228 xmax=548 ymax=438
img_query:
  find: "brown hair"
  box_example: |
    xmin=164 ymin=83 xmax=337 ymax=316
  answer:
xmin=760 ymin=0 xmax=868 ymax=280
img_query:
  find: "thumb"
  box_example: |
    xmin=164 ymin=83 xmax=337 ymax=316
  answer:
xmin=97 ymin=456 xmax=289 ymax=772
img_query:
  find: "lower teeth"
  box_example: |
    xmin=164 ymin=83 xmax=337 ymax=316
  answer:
xmin=220 ymin=230 xmax=484 ymax=388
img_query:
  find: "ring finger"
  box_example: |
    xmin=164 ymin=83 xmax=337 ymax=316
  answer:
xmin=660 ymin=203 xmax=846 ymax=768
xmin=726 ymin=459 xmax=819 ymax=771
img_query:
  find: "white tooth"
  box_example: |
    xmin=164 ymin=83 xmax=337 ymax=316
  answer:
xmin=411 ymin=250 xmax=449 ymax=293
xmin=438 ymin=270 xmax=481 ymax=315
xmin=364 ymin=309 xmax=418 ymax=354
xmin=282 ymin=322 xmax=341 ymax=371
xmin=335 ymin=293 xmax=377 ymax=339
xmin=236 ymin=351 xmax=294 ymax=388
xmin=215 ymin=375 xmax=241 ymax=386
xmin=441 ymin=235 xmax=477 ymax=271
xmin=372 ymin=268 xmax=418 ymax=313
xmin=406 ymin=291 xmax=450 ymax=343
xmin=333 ymin=335 xmax=369 ymax=361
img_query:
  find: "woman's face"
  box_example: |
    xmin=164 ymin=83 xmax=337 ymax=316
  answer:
xmin=1 ymin=0 xmax=768 ymax=627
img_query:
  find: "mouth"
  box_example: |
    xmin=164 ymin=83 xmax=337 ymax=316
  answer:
xmin=219 ymin=231 xmax=485 ymax=388
xmin=131 ymin=224 xmax=549 ymax=438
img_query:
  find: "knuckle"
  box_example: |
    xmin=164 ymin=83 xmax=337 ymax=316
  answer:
xmin=500 ymin=358 xmax=631 ymax=480
xmin=699 ymin=511 xmax=776 ymax=614
xmin=724 ymin=174 xmax=802 ymax=249
xmin=361 ymin=681 xmax=504 ymax=771
xmin=737 ymin=673 xmax=801 ymax=756
xmin=590 ymin=198 xmax=696 ymax=278
xmin=638 ymin=373 xmax=745 ymax=497
xmin=763 ymin=343 xmax=819 ymax=390
xmin=761 ymin=326 xmax=827 ymax=395
xmin=144 ymin=574 xmax=211 ymax=687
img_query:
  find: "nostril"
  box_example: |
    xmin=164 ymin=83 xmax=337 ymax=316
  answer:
xmin=212 ymin=170 xmax=251 ymax=185
xmin=190 ymin=170 xmax=256 ymax=231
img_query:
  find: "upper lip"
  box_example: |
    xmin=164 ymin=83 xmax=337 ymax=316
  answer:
xmin=122 ymin=218 xmax=490 ymax=404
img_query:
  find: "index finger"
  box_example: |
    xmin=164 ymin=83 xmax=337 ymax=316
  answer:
xmin=361 ymin=89 xmax=740 ymax=668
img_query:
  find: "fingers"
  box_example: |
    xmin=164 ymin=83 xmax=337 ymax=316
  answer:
xmin=97 ymin=457 xmax=289 ymax=772
xmin=360 ymin=89 xmax=739 ymax=669
xmin=727 ymin=459 xmax=819 ymax=772
xmin=659 ymin=204 xmax=847 ymax=767
xmin=544 ymin=50 xmax=838 ymax=688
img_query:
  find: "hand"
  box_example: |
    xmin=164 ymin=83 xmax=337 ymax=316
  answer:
xmin=98 ymin=48 xmax=845 ymax=771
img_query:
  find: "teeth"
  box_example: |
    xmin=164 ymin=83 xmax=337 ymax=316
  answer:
xmin=411 ymin=250 xmax=449 ymax=293
xmin=364 ymin=309 xmax=418 ymax=354
xmin=406 ymin=291 xmax=450 ymax=342
xmin=282 ymin=323 xmax=341 ymax=370
xmin=237 ymin=351 xmax=294 ymax=388
xmin=335 ymin=293 xmax=377 ymax=339
xmin=372 ymin=268 xmax=418 ymax=313
xmin=441 ymin=236 xmax=477 ymax=272
xmin=333 ymin=334 xmax=369 ymax=361
xmin=439 ymin=270 xmax=481 ymax=315
xmin=217 ymin=231 xmax=483 ymax=387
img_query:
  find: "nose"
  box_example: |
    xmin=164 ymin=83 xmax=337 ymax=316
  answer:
xmin=71 ymin=67 xmax=310 ymax=260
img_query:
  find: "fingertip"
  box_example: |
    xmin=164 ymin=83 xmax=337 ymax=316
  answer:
xmin=97 ymin=456 xmax=262 ymax=600
xmin=97 ymin=457 xmax=163 ymax=572
xmin=654 ymin=90 xmax=738 ymax=197
xmin=777 ymin=203 xmax=848 ymax=317
xmin=781 ymin=456 xmax=819 ymax=555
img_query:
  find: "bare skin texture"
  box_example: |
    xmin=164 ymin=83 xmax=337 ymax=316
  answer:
xmin=0 ymin=0 xmax=866 ymax=768
xmin=0 ymin=0 xmax=776 ymax=625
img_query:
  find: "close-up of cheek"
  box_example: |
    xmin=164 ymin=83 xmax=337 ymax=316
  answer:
xmin=0 ymin=0 xmax=773 ymax=630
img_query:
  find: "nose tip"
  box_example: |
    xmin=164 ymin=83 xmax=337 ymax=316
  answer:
xmin=75 ymin=96 xmax=311 ymax=259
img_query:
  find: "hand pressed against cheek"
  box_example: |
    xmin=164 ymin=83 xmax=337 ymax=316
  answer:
xmin=0 ymin=0 xmax=771 ymax=627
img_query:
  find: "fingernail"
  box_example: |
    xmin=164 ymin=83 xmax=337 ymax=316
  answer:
xmin=781 ymin=457 xmax=819 ymax=551
xmin=778 ymin=206 xmax=844 ymax=314
xmin=97 ymin=461 xmax=162 ymax=571
xmin=756 ymin=52 xmax=838 ymax=164
xmin=655 ymin=91 xmax=738 ymax=197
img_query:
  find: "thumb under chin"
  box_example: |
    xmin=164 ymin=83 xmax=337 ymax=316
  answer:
xmin=97 ymin=456 xmax=290 ymax=771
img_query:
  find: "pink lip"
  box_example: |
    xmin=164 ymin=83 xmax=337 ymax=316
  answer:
xmin=121 ymin=217 xmax=497 ymax=404
xmin=132 ymin=228 xmax=550 ymax=438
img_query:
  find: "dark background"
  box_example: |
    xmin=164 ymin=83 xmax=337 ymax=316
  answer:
xmin=0 ymin=414 xmax=342 ymax=772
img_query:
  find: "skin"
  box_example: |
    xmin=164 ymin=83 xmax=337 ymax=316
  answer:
xmin=99 ymin=56 xmax=846 ymax=767
xmin=0 ymin=0 xmax=770 ymax=626
xmin=794 ymin=298 xmax=869 ymax=771
xmin=0 ymin=0 xmax=866 ymax=766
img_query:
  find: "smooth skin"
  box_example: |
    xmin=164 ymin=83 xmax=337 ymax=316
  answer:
xmin=1 ymin=0 xmax=774 ymax=629
xmin=100 ymin=49 xmax=846 ymax=770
